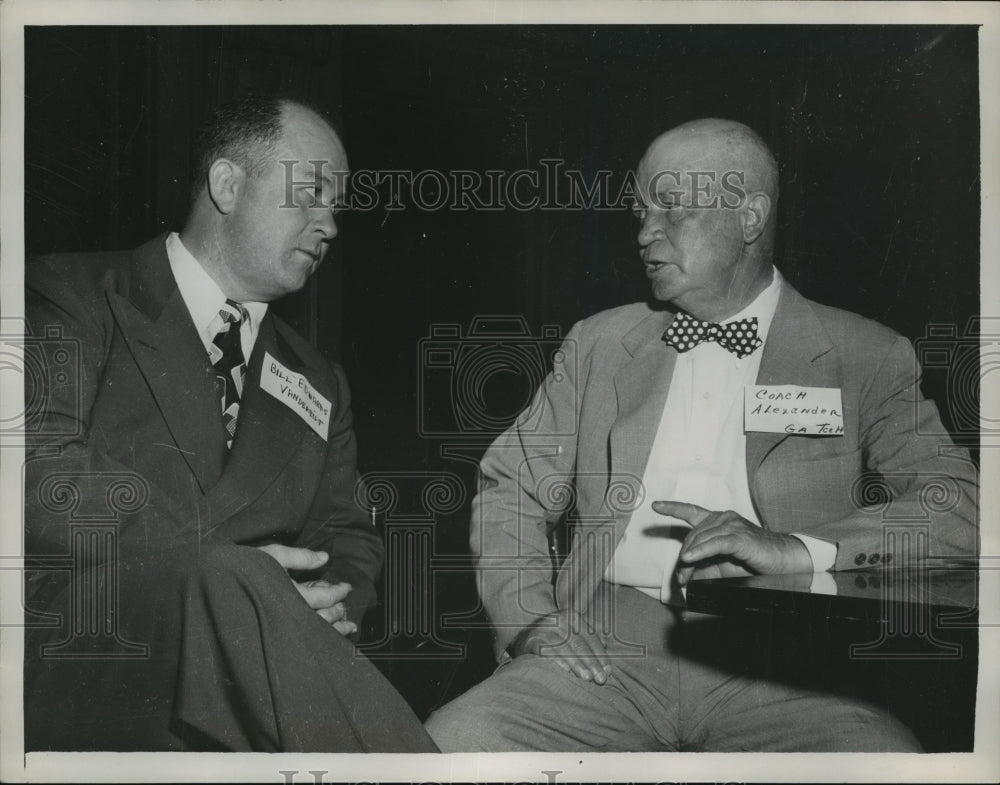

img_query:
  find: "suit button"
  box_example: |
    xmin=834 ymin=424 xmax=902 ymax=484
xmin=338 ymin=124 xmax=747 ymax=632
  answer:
xmin=868 ymin=553 xmax=880 ymax=565
xmin=854 ymin=553 xmax=867 ymax=566
xmin=855 ymin=576 xmax=867 ymax=589
xmin=883 ymin=553 xmax=893 ymax=564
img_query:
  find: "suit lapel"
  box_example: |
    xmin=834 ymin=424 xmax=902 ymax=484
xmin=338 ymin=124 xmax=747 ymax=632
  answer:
xmin=609 ymin=309 xmax=677 ymax=497
xmin=746 ymin=284 xmax=839 ymax=479
xmin=199 ymin=315 xmax=323 ymax=527
xmin=558 ymin=308 xmax=675 ymax=615
xmin=108 ymin=236 xmax=227 ymax=493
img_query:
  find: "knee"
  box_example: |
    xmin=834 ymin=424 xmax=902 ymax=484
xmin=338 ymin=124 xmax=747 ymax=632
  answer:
xmin=425 ymin=669 xmax=550 ymax=754
xmin=823 ymin=705 xmax=923 ymax=752
xmin=859 ymin=710 xmax=923 ymax=752
xmin=425 ymin=655 xmax=600 ymax=752
xmin=425 ymin=696 xmax=501 ymax=753
xmin=181 ymin=542 xmax=283 ymax=596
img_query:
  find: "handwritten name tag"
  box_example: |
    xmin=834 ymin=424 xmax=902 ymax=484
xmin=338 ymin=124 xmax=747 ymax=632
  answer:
xmin=745 ymin=385 xmax=844 ymax=436
xmin=260 ymin=352 xmax=331 ymax=440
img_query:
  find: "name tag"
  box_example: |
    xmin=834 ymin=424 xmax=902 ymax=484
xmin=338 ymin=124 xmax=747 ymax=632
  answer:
xmin=260 ymin=352 xmax=331 ymax=440
xmin=745 ymin=384 xmax=844 ymax=436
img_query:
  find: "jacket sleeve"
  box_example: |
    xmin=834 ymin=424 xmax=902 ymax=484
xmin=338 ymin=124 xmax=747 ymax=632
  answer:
xmin=294 ymin=362 xmax=384 ymax=624
xmin=23 ymin=259 xmax=201 ymax=561
xmin=25 ymin=258 xmax=384 ymax=627
xmin=470 ymin=320 xmax=587 ymax=661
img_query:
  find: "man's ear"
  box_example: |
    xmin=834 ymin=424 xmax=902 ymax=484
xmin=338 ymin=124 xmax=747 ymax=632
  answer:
xmin=741 ymin=192 xmax=772 ymax=243
xmin=207 ymin=159 xmax=243 ymax=215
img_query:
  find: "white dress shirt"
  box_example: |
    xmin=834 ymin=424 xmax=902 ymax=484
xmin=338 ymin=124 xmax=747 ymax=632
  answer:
xmin=607 ymin=267 xmax=837 ymax=605
xmin=165 ymin=232 xmax=268 ymax=361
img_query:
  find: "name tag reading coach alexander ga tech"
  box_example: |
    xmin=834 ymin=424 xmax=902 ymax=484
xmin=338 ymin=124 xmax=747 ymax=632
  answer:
xmin=744 ymin=385 xmax=844 ymax=436
xmin=260 ymin=352 xmax=331 ymax=440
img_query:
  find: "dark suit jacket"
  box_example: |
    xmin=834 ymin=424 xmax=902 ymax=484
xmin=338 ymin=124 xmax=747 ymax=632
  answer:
xmin=471 ymin=282 xmax=979 ymax=660
xmin=21 ymin=235 xmax=437 ymax=751
xmin=25 ymin=234 xmax=381 ymax=615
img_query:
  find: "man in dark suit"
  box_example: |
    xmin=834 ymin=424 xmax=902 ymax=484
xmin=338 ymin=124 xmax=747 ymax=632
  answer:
xmin=24 ymin=96 xmax=437 ymax=752
xmin=425 ymin=118 xmax=978 ymax=751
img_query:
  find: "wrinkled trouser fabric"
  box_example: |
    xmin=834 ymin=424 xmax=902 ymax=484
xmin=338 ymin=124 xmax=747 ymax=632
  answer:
xmin=426 ymin=584 xmax=920 ymax=752
xmin=25 ymin=541 xmax=438 ymax=752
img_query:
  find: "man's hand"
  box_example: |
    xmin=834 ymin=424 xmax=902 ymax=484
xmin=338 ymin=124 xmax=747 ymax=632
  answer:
xmin=512 ymin=610 xmax=611 ymax=685
xmin=652 ymin=501 xmax=813 ymax=586
xmin=257 ymin=543 xmax=357 ymax=636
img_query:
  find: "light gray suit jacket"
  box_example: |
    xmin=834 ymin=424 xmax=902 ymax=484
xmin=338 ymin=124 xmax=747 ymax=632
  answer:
xmin=471 ymin=282 xmax=978 ymax=660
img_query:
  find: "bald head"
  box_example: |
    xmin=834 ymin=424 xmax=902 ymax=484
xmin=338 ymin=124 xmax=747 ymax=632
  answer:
xmin=640 ymin=118 xmax=779 ymax=208
xmin=635 ymin=118 xmax=779 ymax=320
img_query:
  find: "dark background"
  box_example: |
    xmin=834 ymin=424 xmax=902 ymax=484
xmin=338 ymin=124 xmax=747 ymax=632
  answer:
xmin=24 ymin=25 xmax=981 ymax=729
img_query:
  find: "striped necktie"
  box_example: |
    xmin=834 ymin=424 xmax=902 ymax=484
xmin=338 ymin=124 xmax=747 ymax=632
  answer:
xmin=209 ymin=299 xmax=249 ymax=449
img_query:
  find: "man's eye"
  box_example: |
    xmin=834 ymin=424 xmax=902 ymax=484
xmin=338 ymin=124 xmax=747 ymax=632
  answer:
xmin=297 ymin=187 xmax=324 ymax=205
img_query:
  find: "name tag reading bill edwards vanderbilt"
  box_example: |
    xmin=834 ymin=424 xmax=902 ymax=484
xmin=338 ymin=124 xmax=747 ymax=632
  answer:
xmin=744 ymin=384 xmax=844 ymax=436
xmin=261 ymin=351 xmax=331 ymax=440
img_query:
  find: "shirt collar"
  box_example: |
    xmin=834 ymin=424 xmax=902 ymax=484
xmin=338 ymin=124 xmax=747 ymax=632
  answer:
xmin=723 ymin=265 xmax=782 ymax=345
xmin=165 ymin=232 xmax=267 ymax=351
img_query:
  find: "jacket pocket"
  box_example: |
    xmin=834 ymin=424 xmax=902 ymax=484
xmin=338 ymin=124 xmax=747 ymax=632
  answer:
xmin=754 ymin=449 xmax=864 ymax=531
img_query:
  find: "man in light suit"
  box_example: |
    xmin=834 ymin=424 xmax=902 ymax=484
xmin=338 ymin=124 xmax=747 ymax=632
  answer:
xmin=425 ymin=118 xmax=977 ymax=751
xmin=24 ymin=96 xmax=437 ymax=751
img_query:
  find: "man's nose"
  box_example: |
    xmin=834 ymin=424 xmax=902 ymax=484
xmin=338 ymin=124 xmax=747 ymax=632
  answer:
xmin=637 ymin=211 xmax=665 ymax=247
xmin=315 ymin=206 xmax=338 ymax=240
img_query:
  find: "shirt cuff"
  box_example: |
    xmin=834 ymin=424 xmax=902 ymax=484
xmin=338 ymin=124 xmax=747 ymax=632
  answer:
xmin=791 ymin=533 xmax=837 ymax=572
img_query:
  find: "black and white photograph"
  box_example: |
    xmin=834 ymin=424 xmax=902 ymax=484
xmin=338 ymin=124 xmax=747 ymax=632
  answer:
xmin=1 ymin=1 xmax=997 ymax=782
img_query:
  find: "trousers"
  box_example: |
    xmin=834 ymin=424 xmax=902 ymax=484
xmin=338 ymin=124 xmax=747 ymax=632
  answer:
xmin=425 ymin=584 xmax=920 ymax=752
xmin=25 ymin=541 xmax=438 ymax=752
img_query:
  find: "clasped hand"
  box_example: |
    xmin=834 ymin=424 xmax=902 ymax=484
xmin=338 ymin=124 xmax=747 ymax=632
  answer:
xmin=652 ymin=500 xmax=812 ymax=585
xmin=257 ymin=543 xmax=357 ymax=636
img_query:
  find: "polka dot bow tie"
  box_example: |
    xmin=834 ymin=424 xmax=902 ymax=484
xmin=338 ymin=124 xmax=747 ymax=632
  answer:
xmin=662 ymin=312 xmax=763 ymax=359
